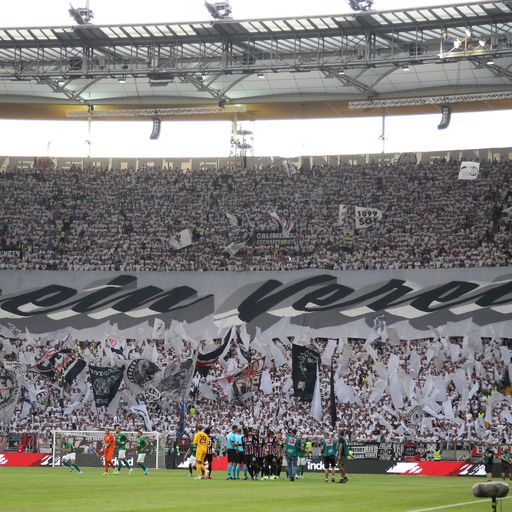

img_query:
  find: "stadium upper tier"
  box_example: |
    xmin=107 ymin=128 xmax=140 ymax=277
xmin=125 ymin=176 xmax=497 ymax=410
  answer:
xmin=0 ymin=158 xmax=511 ymax=271
xmin=1 ymin=1 xmax=512 ymax=118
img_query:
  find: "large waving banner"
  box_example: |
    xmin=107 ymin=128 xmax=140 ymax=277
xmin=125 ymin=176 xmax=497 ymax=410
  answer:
xmin=1 ymin=269 xmax=512 ymax=339
xmin=292 ymin=345 xmax=320 ymax=402
xmin=0 ymin=367 xmax=23 ymax=425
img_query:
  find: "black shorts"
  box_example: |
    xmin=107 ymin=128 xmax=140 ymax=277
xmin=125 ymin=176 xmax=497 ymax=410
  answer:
xmin=227 ymin=449 xmax=237 ymax=463
xmin=502 ymin=460 xmax=511 ymax=472
xmin=243 ymin=454 xmax=252 ymax=465
xmin=323 ymin=456 xmax=336 ymax=469
xmin=265 ymin=455 xmax=275 ymax=465
xmin=236 ymin=451 xmax=244 ymax=464
xmin=484 ymin=463 xmax=493 ymax=474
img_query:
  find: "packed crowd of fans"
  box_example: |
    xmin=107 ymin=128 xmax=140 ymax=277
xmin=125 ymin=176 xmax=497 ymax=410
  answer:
xmin=1 ymin=331 xmax=510 ymax=447
xmin=1 ymin=158 xmax=512 ymax=271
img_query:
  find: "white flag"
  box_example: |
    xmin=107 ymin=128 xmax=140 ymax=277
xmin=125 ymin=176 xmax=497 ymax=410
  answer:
xmin=152 ymin=318 xmax=165 ymax=339
xmin=169 ymin=228 xmax=193 ymax=250
xmin=225 ymin=212 xmax=239 ymax=227
xmin=338 ymin=205 xmax=347 ymax=226
xmin=224 ymin=241 xmax=247 ymax=257
xmin=310 ymin=366 xmax=323 ymax=423
xmin=260 ymin=370 xmax=273 ymax=395
xmin=130 ymin=404 xmax=153 ymax=430
xmin=268 ymin=211 xmax=281 ymax=223
xmin=355 ymin=206 xmax=383 ymax=229
xmin=268 ymin=211 xmax=294 ymax=236
xmin=458 ymin=161 xmax=480 ymax=180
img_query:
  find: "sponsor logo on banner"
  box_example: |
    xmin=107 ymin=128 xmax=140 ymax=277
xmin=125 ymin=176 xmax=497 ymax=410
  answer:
xmin=386 ymin=461 xmax=486 ymax=477
xmin=40 ymin=455 xmax=60 ymax=466
xmin=0 ymin=453 xmax=54 ymax=467
xmin=350 ymin=444 xmax=379 ymax=460
xmin=254 ymin=231 xmax=295 ymax=246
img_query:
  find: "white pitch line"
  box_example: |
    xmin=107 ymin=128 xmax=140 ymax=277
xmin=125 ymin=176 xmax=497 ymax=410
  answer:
xmin=407 ymin=496 xmax=511 ymax=512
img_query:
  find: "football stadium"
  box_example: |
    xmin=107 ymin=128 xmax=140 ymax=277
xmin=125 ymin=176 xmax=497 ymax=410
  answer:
xmin=1 ymin=0 xmax=512 ymax=511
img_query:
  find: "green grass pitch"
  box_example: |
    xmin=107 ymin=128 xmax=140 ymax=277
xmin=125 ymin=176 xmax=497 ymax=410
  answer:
xmin=1 ymin=468 xmax=511 ymax=512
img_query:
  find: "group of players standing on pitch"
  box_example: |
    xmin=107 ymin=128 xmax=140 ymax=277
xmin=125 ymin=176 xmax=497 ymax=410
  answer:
xmin=61 ymin=425 xmax=150 ymax=476
xmin=185 ymin=425 xmax=350 ymax=483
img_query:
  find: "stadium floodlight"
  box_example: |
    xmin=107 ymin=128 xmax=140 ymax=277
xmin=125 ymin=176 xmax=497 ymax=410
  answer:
xmin=69 ymin=1 xmax=94 ymax=24
xmin=205 ymin=1 xmax=232 ymax=19
xmin=437 ymin=105 xmax=452 ymax=130
xmin=150 ymin=118 xmax=161 ymax=140
xmin=347 ymin=0 xmax=374 ymax=11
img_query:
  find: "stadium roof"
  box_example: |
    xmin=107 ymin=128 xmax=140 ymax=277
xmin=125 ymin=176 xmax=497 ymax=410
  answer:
xmin=0 ymin=0 xmax=512 ymax=120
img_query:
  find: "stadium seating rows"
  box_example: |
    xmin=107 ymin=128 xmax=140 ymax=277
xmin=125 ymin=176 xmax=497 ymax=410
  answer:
xmin=0 ymin=160 xmax=511 ymax=270
xmin=1 ymin=334 xmax=510 ymax=444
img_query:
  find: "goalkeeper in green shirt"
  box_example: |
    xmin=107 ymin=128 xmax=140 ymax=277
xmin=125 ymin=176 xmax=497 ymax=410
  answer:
xmin=114 ymin=425 xmax=131 ymax=474
xmin=61 ymin=439 xmax=83 ymax=475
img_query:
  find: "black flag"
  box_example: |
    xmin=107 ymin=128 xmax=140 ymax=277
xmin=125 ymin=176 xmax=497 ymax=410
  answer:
xmin=292 ymin=344 xmax=320 ymax=402
xmin=63 ymin=358 xmax=86 ymax=385
xmin=235 ymin=329 xmax=252 ymax=365
xmin=88 ymin=366 xmax=124 ymax=408
xmin=330 ymin=361 xmax=337 ymax=428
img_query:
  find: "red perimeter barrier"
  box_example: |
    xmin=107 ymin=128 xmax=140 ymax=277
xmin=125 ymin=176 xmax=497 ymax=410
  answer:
xmin=177 ymin=455 xmax=228 ymax=471
xmin=0 ymin=453 xmax=53 ymax=467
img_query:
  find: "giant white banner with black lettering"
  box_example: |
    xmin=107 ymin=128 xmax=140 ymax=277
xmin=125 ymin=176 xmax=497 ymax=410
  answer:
xmin=1 ymin=269 xmax=512 ymax=340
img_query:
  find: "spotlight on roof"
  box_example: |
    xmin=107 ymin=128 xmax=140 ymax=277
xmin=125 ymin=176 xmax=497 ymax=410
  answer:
xmin=347 ymin=0 xmax=374 ymax=11
xmin=478 ymin=39 xmax=487 ymax=47
xmin=257 ymin=72 xmax=265 ymax=79
xmin=118 ymin=76 xmax=126 ymax=84
xmin=453 ymin=39 xmax=462 ymax=49
xmin=402 ymin=63 xmax=410 ymax=71
xmin=69 ymin=3 xmax=94 ymax=25
xmin=337 ymin=68 xmax=346 ymax=75
xmin=437 ymin=105 xmax=452 ymax=130
xmin=205 ymin=1 xmax=232 ymax=19
xmin=486 ymin=57 xmax=495 ymax=65
xmin=150 ymin=117 xmax=161 ymax=140
xmin=57 ymin=79 xmax=65 ymax=87
xmin=465 ymin=27 xmax=472 ymax=38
